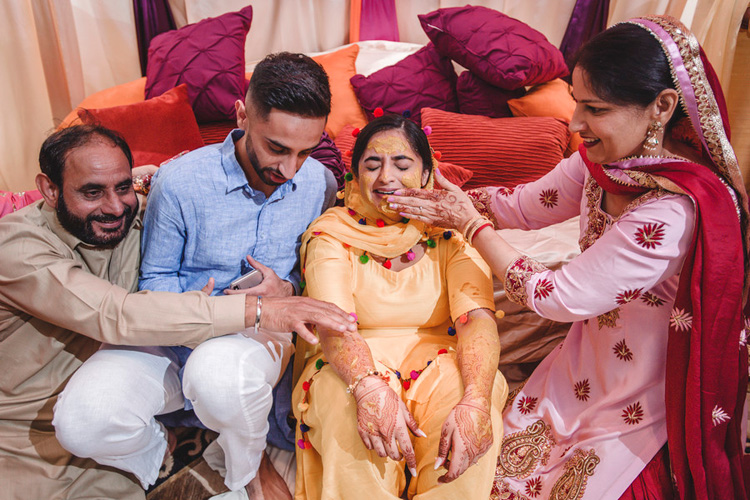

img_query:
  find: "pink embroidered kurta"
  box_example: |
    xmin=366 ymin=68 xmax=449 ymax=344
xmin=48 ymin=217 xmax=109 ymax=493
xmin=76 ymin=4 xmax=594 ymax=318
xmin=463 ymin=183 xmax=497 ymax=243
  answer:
xmin=480 ymin=152 xmax=696 ymax=500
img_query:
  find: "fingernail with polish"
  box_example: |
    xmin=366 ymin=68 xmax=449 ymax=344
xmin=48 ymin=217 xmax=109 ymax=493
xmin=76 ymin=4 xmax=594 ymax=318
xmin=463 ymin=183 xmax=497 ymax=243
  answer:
xmin=416 ymin=429 xmax=427 ymax=438
xmin=387 ymin=197 xmax=394 ymax=202
xmin=410 ymin=467 xmax=417 ymax=477
xmin=434 ymin=457 xmax=444 ymax=470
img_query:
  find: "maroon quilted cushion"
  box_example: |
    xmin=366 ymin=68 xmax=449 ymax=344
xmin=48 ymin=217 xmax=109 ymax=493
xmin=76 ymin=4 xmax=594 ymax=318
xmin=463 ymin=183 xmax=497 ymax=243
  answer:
xmin=419 ymin=6 xmax=568 ymax=91
xmin=145 ymin=5 xmax=252 ymax=123
xmin=456 ymin=71 xmax=526 ymax=118
xmin=349 ymin=43 xmax=458 ymax=126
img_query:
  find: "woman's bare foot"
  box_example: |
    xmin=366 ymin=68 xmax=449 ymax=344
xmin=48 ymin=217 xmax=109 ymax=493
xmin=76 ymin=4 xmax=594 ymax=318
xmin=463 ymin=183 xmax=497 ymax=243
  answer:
xmin=244 ymin=451 xmax=292 ymax=500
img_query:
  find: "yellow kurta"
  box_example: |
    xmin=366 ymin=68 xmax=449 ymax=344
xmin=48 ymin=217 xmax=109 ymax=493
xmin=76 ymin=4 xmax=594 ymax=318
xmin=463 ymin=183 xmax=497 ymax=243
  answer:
xmin=293 ymin=214 xmax=508 ymax=500
xmin=0 ymin=201 xmax=246 ymax=500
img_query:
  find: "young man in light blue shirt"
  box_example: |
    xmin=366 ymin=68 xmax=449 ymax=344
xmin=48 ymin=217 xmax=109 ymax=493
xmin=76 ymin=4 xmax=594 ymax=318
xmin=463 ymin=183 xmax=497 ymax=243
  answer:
xmin=54 ymin=53 xmax=337 ymax=500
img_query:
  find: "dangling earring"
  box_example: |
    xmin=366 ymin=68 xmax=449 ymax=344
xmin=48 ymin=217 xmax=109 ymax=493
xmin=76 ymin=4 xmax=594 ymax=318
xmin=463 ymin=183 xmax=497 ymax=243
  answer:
xmin=643 ymin=121 xmax=663 ymax=151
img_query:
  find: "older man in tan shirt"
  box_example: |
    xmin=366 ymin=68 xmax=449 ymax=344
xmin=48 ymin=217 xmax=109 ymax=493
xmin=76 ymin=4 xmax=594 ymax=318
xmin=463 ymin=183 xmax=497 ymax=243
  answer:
xmin=0 ymin=125 xmax=354 ymax=500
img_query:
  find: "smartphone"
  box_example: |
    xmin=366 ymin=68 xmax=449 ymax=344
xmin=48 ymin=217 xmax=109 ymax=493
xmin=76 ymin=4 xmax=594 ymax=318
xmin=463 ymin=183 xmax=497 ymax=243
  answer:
xmin=229 ymin=269 xmax=263 ymax=290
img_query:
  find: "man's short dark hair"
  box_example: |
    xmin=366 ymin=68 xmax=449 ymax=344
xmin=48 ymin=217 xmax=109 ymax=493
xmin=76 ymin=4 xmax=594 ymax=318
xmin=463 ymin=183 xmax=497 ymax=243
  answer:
xmin=247 ymin=52 xmax=331 ymax=119
xmin=39 ymin=124 xmax=133 ymax=187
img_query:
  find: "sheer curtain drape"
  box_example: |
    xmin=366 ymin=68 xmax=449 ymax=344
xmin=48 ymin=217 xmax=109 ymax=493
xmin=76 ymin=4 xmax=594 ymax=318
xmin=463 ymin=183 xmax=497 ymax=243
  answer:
xmin=1 ymin=0 xmax=744 ymax=191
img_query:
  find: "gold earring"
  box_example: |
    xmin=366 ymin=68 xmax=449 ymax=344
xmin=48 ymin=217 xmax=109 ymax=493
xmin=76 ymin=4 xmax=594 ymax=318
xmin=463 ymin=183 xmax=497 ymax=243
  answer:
xmin=643 ymin=121 xmax=663 ymax=151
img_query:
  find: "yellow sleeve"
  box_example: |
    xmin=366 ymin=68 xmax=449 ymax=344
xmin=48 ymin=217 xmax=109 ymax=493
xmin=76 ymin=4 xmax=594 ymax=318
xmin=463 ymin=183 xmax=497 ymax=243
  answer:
xmin=444 ymin=236 xmax=495 ymax=323
xmin=303 ymin=234 xmax=356 ymax=314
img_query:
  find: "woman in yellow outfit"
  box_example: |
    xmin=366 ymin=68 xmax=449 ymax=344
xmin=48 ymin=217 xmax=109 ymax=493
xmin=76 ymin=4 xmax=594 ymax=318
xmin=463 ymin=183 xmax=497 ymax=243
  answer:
xmin=292 ymin=114 xmax=508 ymax=499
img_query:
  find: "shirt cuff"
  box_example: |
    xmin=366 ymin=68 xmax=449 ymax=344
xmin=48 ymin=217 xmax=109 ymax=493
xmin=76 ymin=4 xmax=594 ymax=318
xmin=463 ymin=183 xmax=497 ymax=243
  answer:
xmin=209 ymin=293 xmax=247 ymax=335
xmin=504 ymin=255 xmax=550 ymax=306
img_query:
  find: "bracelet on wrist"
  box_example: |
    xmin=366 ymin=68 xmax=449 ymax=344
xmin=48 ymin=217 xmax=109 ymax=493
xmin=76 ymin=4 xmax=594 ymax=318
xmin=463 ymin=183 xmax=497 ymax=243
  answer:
xmin=254 ymin=295 xmax=262 ymax=332
xmin=346 ymin=369 xmax=382 ymax=395
xmin=469 ymin=222 xmax=494 ymax=244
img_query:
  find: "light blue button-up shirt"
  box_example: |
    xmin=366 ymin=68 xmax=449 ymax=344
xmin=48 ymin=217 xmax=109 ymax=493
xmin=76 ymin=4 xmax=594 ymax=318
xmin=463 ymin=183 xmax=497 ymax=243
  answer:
xmin=139 ymin=129 xmax=337 ymax=295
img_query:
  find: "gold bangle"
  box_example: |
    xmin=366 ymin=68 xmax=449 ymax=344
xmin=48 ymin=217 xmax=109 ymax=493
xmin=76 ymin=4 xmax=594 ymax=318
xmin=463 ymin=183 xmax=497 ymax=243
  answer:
xmin=461 ymin=215 xmax=483 ymax=237
xmin=346 ymin=369 xmax=381 ymax=395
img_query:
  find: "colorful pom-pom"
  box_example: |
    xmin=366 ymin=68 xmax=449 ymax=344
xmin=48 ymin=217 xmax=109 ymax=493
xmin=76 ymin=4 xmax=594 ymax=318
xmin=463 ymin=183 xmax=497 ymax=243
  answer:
xmin=448 ymin=326 xmax=456 ymax=336
xmin=402 ymin=110 xmax=411 ymax=118
xmin=315 ymin=359 xmax=325 ymax=370
xmin=358 ymin=218 xmax=366 ymax=225
xmin=297 ymin=402 xmax=309 ymax=412
xmin=345 ymin=172 xmax=354 ymax=181
xmin=443 ymin=231 xmax=453 ymax=240
xmin=410 ymin=370 xmax=420 ymax=380
xmin=376 ymin=219 xmax=385 ymax=228
xmin=360 ymin=254 xmax=369 ymax=264
xmin=302 ymin=381 xmax=311 ymax=391
xmin=343 ymin=243 xmax=351 ymax=248
xmin=495 ymin=309 xmax=506 ymax=319
xmin=300 ymin=281 xmax=306 ymax=290
xmin=352 ymin=127 xmax=360 ymax=137
xmin=438 ymin=348 xmax=448 ymax=355
xmin=345 ymin=150 xmax=353 ymax=157
xmin=433 ymin=150 xmax=442 ymax=160
xmin=402 ymin=379 xmax=411 ymax=389
xmin=349 ymin=312 xmax=358 ymax=321
xmin=313 ymin=231 xmax=321 ymax=235
xmin=297 ymin=439 xmax=307 ymax=449
xmin=426 ymin=360 xmax=432 ymax=366
xmin=373 ymin=107 xmax=384 ymax=117
xmin=300 ymin=423 xmax=310 ymax=433
xmin=394 ymin=370 xmax=401 ymax=379
xmin=383 ymin=259 xmax=392 ymax=269
xmin=459 ymin=313 xmax=468 ymax=324
xmin=426 ymin=239 xmax=436 ymax=248
xmin=423 ymin=126 xmax=432 ymax=136
xmin=406 ymin=250 xmax=416 ymax=261
xmin=336 ymin=190 xmax=345 ymax=199
xmin=401 ymin=217 xmax=410 ymax=223
xmin=348 ymin=208 xmax=356 ymax=216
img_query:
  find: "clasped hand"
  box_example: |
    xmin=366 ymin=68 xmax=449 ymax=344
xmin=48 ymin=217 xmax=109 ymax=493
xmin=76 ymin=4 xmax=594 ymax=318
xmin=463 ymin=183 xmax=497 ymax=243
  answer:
xmin=353 ymin=375 xmax=424 ymax=477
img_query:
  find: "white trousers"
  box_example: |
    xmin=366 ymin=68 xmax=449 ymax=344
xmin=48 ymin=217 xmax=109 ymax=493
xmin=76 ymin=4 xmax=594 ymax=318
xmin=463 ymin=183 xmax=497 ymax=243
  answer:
xmin=53 ymin=329 xmax=293 ymax=492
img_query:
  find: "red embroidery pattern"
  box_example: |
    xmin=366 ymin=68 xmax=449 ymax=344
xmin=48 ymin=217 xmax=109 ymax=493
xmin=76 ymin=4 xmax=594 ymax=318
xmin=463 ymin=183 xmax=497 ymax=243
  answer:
xmin=670 ymin=307 xmax=693 ymax=332
xmin=525 ymin=477 xmax=543 ymax=498
xmin=505 ymin=256 xmax=550 ymax=306
xmin=466 ymin=188 xmax=501 ymax=228
xmin=615 ymin=288 xmax=643 ymax=305
xmin=622 ymin=402 xmax=644 ymax=425
xmin=539 ymin=189 xmax=559 ymax=209
xmin=499 ymin=186 xmax=514 ymax=196
xmin=613 ymin=340 xmax=634 ymax=361
xmin=640 ymin=292 xmax=665 ymax=307
xmin=534 ymin=279 xmax=554 ymax=300
xmin=517 ymin=396 xmax=538 ymax=415
xmin=634 ymin=223 xmax=666 ymax=249
xmin=574 ymin=380 xmax=591 ymax=401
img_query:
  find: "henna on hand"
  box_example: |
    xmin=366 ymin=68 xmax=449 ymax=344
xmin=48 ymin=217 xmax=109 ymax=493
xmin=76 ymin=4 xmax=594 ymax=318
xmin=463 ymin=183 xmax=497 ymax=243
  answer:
xmin=436 ymin=401 xmax=493 ymax=483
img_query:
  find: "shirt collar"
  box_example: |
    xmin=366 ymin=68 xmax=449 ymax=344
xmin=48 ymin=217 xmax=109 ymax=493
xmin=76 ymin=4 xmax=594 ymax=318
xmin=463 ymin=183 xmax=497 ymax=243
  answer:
xmin=221 ymin=129 xmax=297 ymax=200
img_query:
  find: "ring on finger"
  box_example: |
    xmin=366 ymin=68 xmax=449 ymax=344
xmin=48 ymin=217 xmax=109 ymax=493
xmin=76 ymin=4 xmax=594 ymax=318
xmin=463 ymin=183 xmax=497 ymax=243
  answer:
xmin=418 ymin=206 xmax=423 ymax=213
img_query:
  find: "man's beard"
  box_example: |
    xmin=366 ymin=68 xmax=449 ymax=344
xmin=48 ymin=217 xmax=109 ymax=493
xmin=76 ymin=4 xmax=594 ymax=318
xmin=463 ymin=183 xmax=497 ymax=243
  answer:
xmin=57 ymin=193 xmax=138 ymax=247
xmin=246 ymin=144 xmax=285 ymax=188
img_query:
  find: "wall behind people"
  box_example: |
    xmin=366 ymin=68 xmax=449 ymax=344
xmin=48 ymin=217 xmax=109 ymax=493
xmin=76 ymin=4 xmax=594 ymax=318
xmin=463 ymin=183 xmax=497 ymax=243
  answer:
xmin=0 ymin=0 xmax=745 ymax=192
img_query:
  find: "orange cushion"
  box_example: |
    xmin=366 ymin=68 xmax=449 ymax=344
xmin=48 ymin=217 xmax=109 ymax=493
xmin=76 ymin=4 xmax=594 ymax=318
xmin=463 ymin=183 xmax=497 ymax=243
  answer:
xmin=59 ymin=77 xmax=148 ymax=130
xmin=507 ymin=78 xmax=582 ymax=155
xmin=246 ymin=45 xmax=367 ymax=139
xmin=420 ymin=107 xmax=569 ymax=189
xmin=334 ymin=124 xmax=473 ymax=188
xmin=78 ymin=84 xmax=205 ymax=167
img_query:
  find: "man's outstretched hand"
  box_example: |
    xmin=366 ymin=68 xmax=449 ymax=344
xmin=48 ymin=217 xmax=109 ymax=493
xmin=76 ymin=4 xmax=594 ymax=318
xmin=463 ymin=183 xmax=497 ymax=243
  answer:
xmin=244 ymin=295 xmax=357 ymax=345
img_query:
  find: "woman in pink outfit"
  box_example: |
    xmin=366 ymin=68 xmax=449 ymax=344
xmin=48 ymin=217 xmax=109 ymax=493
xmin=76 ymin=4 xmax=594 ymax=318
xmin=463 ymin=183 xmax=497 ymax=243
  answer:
xmin=389 ymin=15 xmax=749 ymax=500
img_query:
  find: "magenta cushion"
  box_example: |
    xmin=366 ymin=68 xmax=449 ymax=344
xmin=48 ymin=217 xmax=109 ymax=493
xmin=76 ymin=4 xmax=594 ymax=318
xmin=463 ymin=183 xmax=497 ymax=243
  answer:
xmin=145 ymin=5 xmax=252 ymax=122
xmin=349 ymin=43 xmax=458 ymax=126
xmin=419 ymin=6 xmax=568 ymax=91
xmin=456 ymin=71 xmax=526 ymax=118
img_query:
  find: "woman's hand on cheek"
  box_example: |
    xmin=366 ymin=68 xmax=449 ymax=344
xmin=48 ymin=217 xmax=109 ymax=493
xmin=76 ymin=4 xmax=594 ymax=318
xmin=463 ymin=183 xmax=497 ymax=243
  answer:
xmin=354 ymin=375 xmax=424 ymax=477
xmin=387 ymin=169 xmax=479 ymax=230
